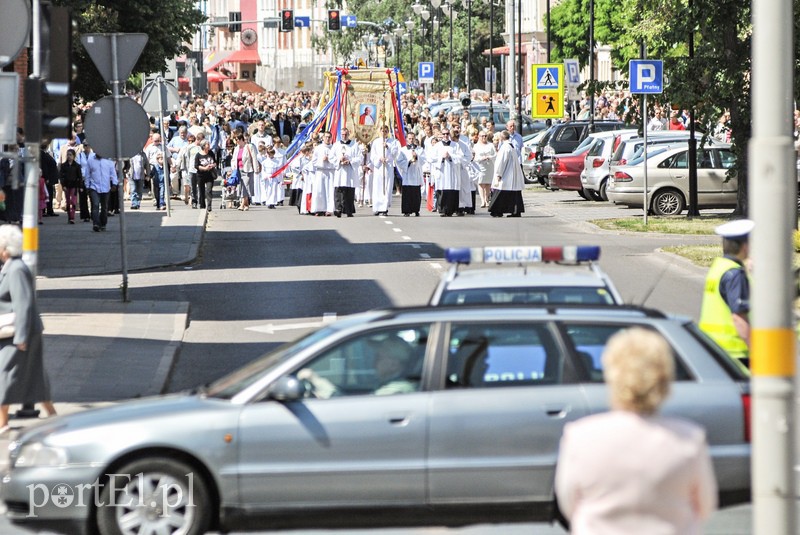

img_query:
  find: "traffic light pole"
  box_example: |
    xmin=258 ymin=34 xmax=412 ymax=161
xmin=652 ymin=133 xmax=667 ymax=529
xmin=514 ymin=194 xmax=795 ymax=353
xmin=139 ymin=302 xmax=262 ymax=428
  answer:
xmin=18 ymin=0 xmax=43 ymax=420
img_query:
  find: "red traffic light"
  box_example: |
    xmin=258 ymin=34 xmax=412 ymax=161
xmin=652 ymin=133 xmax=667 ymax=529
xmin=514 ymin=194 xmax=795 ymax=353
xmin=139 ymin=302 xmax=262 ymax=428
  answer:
xmin=327 ymin=9 xmax=340 ymax=31
xmin=280 ymin=9 xmax=294 ymax=32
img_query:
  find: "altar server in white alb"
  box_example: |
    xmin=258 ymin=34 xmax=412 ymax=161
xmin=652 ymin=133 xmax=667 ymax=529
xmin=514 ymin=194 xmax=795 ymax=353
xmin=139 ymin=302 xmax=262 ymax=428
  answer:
xmin=310 ymin=131 xmax=336 ymax=216
xmin=262 ymin=145 xmax=285 ymax=209
xmin=489 ymin=130 xmax=525 ymax=217
xmin=369 ymin=125 xmax=401 ymax=216
xmin=331 ymin=127 xmax=363 ymax=218
xmin=450 ymin=124 xmax=475 ymax=215
xmin=397 ymin=132 xmax=424 ymax=216
xmin=432 ymin=126 xmax=464 ymax=217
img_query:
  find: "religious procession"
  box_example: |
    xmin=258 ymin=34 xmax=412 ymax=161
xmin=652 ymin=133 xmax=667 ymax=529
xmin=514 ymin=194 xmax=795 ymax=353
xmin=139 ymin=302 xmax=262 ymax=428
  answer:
xmin=35 ymin=67 xmax=526 ymax=231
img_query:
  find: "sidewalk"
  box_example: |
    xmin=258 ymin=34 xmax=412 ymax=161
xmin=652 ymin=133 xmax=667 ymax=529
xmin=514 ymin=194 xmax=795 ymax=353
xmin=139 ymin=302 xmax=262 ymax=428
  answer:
xmin=6 ymin=198 xmax=206 ymax=431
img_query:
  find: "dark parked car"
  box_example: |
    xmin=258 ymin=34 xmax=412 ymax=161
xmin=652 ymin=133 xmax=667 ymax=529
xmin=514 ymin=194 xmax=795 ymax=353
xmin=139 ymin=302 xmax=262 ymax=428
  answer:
xmin=534 ymin=120 xmax=627 ymax=184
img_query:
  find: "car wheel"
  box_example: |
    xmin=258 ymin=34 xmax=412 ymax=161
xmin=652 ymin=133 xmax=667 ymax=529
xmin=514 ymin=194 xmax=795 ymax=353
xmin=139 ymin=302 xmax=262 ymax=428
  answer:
xmin=586 ymin=188 xmax=604 ymax=202
xmin=577 ymin=188 xmax=587 ymax=200
xmin=96 ymin=457 xmax=211 ymax=535
xmin=599 ymin=179 xmax=610 ymax=201
xmin=651 ymin=188 xmax=685 ymax=215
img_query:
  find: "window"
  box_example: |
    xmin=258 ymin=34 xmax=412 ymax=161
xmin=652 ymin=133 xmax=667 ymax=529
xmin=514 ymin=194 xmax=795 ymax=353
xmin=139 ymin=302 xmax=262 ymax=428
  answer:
xmin=717 ymin=149 xmax=736 ymax=169
xmin=670 ymin=151 xmax=689 ymax=169
xmin=446 ymin=323 xmax=562 ymax=388
xmin=556 ymin=127 xmax=579 ymax=142
xmin=697 ymin=149 xmax=713 ymax=169
xmin=560 ymin=323 xmax=692 ymax=382
xmin=587 ymin=139 xmax=606 ymax=157
xmin=297 ymin=325 xmax=429 ymax=398
xmin=440 ymin=287 xmax=616 ymax=305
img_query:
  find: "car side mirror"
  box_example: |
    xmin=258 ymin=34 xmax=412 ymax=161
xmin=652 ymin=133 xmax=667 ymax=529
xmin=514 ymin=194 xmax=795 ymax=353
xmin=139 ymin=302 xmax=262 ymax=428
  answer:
xmin=268 ymin=376 xmax=307 ymax=401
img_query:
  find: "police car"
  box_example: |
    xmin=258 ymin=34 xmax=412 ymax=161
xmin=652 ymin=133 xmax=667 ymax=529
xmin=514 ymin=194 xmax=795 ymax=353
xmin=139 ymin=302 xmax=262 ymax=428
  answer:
xmin=428 ymin=245 xmax=624 ymax=306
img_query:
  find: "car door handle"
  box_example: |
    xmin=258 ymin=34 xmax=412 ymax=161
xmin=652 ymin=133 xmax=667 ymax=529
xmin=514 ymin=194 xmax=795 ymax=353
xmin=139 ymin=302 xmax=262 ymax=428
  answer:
xmin=544 ymin=404 xmax=571 ymax=419
xmin=388 ymin=413 xmax=410 ymax=426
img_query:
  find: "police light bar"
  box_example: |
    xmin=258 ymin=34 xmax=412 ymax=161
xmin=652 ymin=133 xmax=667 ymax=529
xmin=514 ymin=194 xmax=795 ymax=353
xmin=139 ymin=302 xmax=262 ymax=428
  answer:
xmin=445 ymin=246 xmax=601 ymax=265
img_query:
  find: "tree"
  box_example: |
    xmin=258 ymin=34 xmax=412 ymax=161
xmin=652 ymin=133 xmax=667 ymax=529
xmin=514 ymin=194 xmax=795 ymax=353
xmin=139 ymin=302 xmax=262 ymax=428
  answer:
xmin=549 ymin=0 xmax=755 ymax=214
xmin=54 ymin=0 xmax=205 ymax=100
xmin=313 ymin=0 xmax=504 ymax=95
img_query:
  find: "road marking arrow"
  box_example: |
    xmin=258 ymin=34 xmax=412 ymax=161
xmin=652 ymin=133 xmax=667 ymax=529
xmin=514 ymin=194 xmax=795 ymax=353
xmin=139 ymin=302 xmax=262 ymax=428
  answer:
xmin=246 ymin=315 xmax=337 ymax=335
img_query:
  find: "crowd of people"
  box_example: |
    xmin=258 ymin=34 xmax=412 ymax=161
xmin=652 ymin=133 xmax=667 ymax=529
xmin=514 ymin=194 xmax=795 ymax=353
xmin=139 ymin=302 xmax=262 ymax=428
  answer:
xmin=0 ymin=86 xmax=739 ymax=228
xmin=48 ymin=89 xmax=529 ymax=220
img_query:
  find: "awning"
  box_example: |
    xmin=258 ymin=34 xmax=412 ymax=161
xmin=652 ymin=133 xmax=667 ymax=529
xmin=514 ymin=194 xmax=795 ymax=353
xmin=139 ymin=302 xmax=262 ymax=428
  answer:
xmin=204 ymin=50 xmax=232 ymax=72
xmin=205 ymin=49 xmax=261 ymax=71
xmin=481 ymin=45 xmax=526 ymax=56
xmin=206 ymin=70 xmax=231 ymax=83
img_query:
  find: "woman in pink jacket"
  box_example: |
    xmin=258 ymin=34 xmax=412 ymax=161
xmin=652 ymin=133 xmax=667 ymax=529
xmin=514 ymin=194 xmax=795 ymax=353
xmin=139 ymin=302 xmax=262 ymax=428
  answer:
xmin=555 ymin=328 xmax=718 ymax=535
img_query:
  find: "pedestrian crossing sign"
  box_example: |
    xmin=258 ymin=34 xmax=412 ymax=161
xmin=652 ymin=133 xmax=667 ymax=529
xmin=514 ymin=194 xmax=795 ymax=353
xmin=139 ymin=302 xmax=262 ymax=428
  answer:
xmin=531 ymin=64 xmax=563 ymax=119
xmin=536 ymin=67 xmax=559 ymax=90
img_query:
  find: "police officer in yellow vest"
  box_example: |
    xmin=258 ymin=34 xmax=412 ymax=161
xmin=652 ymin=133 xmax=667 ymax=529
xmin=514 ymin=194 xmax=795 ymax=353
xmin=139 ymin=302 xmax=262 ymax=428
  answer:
xmin=699 ymin=219 xmax=754 ymax=367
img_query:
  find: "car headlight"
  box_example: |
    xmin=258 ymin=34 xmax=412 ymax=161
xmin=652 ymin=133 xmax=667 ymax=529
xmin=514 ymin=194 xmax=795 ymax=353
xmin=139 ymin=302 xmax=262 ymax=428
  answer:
xmin=13 ymin=443 xmax=68 ymax=468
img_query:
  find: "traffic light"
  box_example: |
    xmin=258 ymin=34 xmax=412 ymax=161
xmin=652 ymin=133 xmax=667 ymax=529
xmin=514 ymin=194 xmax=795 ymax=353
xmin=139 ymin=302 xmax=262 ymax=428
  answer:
xmin=27 ymin=3 xmax=73 ymax=143
xmin=327 ymin=10 xmax=340 ymax=31
xmin=228 ymin=11 xmax=242 ymax=33
xmin=280 ymin=9 xmax=294 ymax=32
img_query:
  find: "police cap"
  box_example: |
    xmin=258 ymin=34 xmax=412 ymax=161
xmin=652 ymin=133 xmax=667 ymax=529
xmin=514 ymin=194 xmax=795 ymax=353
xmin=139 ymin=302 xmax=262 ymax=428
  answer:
xmin=715 ymin=219 xmax=754 ymax=241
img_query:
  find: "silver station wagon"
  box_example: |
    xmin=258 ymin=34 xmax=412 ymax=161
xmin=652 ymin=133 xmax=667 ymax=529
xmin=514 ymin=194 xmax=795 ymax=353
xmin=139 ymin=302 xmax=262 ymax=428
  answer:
xmin=2 ymin=305 xmax=750 ymax=535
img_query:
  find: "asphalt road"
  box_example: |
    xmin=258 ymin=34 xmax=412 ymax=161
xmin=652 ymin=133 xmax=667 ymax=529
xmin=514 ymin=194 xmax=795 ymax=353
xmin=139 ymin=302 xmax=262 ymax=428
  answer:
xmin=2 ymin=190 xmax=761 ymax=534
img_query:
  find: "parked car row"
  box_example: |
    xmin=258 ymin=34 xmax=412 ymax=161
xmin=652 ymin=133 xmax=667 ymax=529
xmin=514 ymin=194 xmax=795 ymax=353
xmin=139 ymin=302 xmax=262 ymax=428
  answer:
xmin=523 ymin=121 xmax=740 ymax=215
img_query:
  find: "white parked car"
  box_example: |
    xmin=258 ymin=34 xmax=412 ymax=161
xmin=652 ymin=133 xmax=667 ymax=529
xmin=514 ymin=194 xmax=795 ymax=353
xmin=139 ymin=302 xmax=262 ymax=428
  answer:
xmin=607 ymin=144 xmax=736 ymax=215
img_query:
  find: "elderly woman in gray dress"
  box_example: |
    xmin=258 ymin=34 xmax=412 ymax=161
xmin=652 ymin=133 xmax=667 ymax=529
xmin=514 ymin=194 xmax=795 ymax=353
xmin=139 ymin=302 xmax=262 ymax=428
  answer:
xmin=0 ymin=225 xmax=56 ymax=432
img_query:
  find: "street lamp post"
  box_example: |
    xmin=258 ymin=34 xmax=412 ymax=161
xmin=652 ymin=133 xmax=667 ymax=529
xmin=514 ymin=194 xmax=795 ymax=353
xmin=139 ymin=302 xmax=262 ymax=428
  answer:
xmin=393 ymin=28 xmax=404 ymax=70
xmin=405 ymin=18 xmax=416 ymax=85
xmin=431 ymin=0 xmax=441 ymax=91
xmin=462 ymin=0 xmax=471 ymax=95
xmin=443 ymin=0 xmax=457 ymax=96
xmin=489 ymin=0 xmax=494 ymax=116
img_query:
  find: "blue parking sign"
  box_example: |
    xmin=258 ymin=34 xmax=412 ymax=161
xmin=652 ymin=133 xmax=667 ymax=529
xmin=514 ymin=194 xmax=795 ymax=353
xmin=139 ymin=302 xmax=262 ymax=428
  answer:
xmin=418 ymin=62 xmax=434 ymax=83
xmin=629 ymin=60 xmax=663 ymax=94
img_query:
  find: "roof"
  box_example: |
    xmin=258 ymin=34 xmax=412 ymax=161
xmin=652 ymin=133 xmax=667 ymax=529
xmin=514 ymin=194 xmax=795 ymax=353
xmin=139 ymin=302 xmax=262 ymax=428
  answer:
xmin=481 ymin=45 xmax=526 ymax=56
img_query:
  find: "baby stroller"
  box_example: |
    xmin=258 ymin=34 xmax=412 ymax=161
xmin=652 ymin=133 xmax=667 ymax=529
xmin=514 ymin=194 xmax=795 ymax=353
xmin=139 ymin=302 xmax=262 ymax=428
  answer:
xmin=220 ymin=167 xmax=241 ymax=210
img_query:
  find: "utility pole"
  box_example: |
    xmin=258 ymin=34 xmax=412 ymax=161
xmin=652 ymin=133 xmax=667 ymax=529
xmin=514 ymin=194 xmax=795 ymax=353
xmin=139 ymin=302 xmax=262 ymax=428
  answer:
xmin=749 ymin=0 xmax=796 ymax=529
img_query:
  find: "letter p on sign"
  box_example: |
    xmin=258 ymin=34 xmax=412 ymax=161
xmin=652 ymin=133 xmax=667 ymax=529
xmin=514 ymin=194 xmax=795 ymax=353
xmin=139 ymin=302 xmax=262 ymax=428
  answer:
xmin=629 ymin=59 xmax=663 ymax=94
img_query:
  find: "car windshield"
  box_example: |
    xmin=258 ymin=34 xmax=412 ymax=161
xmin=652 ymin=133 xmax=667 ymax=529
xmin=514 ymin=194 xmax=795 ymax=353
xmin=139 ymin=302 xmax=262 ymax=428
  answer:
xmin=205 ymin=325 xmax=341 ymax=399
xmin=441 ymin=287 xmax=617 ymax=305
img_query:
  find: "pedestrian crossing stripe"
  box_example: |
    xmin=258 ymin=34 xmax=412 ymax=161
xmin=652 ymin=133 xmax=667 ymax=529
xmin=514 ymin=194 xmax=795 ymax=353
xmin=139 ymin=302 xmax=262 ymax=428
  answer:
xmin=536 ymin=67 xmax=559 ymax=90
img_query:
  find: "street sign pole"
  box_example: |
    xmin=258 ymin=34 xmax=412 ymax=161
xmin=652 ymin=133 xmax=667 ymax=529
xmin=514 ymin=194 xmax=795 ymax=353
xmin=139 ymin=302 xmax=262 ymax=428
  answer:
xmin=157 ymin=77 xmax=172 ymax=216
xmin=82 ymin=33 xmax=149 ymax=303
xmin=110 ymin=34 xmax=130 ymax=302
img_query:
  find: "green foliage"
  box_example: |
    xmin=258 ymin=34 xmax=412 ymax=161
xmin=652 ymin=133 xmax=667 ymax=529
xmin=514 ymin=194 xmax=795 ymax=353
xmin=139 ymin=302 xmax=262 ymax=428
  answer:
xmin=54 ymin=0 xmax=205 ymax=100
xmin=549 ymin=0 xmax=758 ymax=214
xmin=317 ymin=0 xmax=504 ymax=93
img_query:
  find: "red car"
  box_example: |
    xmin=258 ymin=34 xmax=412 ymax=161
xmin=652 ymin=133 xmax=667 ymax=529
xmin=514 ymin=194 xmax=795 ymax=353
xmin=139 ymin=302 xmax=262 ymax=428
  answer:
xmin=548 ymin=147 xmax=592 ymax=193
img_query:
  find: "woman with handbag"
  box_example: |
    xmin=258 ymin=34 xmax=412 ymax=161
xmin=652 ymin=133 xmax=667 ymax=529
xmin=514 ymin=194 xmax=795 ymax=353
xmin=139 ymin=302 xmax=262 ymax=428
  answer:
xmin=0 ymin=225 xmax=56 ymax=433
